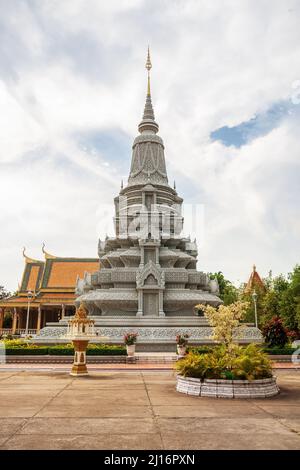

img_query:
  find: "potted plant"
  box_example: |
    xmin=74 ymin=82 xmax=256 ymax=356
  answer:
xmin=175 ymin=302 xmax=279 ymax=398
xmin=124 ymin=332 xmax=138 ymax=356
xmin=176 ymin=334 xmax=190 ymax=356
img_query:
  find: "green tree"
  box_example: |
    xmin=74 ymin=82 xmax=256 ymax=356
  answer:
xmin=280 ymin=265 xmax=300 ymax=330
xmin=209 ymin=272 xmax=239 ymax=306
xmin=0 ymin=286 xmax=11 ymax=300
xmin=261 ymin=274 xmax=289 ymax=325
xmin=0 ymin=285 xmax=12 ymax=328
xmin=262 ymin=290 xmax=280 ymax=323
xmin=262 ymin=316 xmax=288 ymax=347
xmin=240 ymin=284 xmax=266 ymax=325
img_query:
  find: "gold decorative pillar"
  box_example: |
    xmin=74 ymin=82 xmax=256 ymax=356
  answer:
xmin=66 ymin=303 xmax=96 ymax=377
xmin=70 ymin=340 xmax=89 ymax=376
xmin=36 ymin=305 xmax=42 ymax=333
xmin=61 ymin=304 xmax=65 ymax=319
xmin=12 ymin=308 xmax=18 ymax=334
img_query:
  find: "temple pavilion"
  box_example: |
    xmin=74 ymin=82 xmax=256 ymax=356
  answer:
xmin=0 ymin=247 xmax=98 ymax=335
xmin=245 ymin=264 xmax=266 ymax=293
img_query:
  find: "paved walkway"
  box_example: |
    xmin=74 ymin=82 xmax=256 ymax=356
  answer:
xmin=0 ymin=362 xmax=299 ymax=372
xmin=0 ymin=369 xmax=299 ymax=449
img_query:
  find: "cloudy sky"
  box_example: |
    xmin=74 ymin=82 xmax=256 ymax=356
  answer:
xmin=1 ymin=0 xmax=300 ymax=291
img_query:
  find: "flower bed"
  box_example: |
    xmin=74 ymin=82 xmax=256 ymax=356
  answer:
xmin=176 ymin=375 xmax=279 ymax=398
xmin=175 ymin=343 xmax=280 ymax=399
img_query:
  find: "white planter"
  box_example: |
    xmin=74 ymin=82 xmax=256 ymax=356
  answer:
xmin=126 ymin=344 xmax=136 ymax=356
xmin=177 ymin=345 xmax=187 ymax=356
xmin=176 ymin=375 xmax=279 ymax=398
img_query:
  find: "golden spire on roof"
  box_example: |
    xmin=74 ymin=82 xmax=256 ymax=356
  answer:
xmin=42 ymin=242 xmax=57 ymax=259
xmin=22 ymin=247 xmax=41 ymax=264
xmin=146 ymin=46 xmax=152 ymax=96
xmin=253 ymin=264 xmax=256 ymax=272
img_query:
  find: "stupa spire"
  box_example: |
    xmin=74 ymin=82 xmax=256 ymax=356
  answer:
xmin=146 ymin=46 xmax=152 ymax=97
xmin=138 ymin=47 xmax=159 ymax=134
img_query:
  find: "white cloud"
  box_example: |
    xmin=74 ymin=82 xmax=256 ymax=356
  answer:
xmin=0 ymin=0 xmax=300 ymax=290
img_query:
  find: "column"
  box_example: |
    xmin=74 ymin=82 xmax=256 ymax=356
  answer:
xmin=155 ymin=247 xmax=159 ymax=265
xmin=136 ymin=290 xmax=143 ymax=317
xmin=159 ymin=291 xmax=165 ymax=317
xmin=140 ymin=246 xmax=145 ymax=267
xmin=12 ymin=308 xmax=18 ymax=335
xmin=36 ymin=305 xmax=42 ymax=333
xmin=61 ymin=304 xmax=65 ymax=320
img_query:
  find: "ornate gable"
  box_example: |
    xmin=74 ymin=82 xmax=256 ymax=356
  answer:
xmin=136 ymin=261 xmax=165 ymax=289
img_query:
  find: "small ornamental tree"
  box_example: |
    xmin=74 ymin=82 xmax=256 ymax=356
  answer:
xmin=262 ymin=316 xmax=288 ymax=348
xmin=195 ymin=301 xmax=249 ymax=353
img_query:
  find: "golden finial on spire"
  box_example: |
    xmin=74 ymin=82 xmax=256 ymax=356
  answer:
xmin=253 ymin=264 xmax=256 ymax=272
xmin=146 ymin=46 xmax=152 ymax=96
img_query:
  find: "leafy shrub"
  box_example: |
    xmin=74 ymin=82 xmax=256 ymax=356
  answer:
xmin=262 ymin=316 xmax=288 ymax=347
xmin=48 ymin=344 xmax=126 ymax=355
xmin=48 ymin=345 xmax=73 ymax=355
xmin=286 ymin=329 xmax=300 ymax=342
xmin=5 ymin=347 xmax=49 ymax=355
xmin=4 ymin=343 xmax=126 ymax=356
xmin=263 ymin=347 xmax=297 ymax=355
xmin=175 ymin=344 xmax=273 ymax=381
xmin=187 ymin=346 xmax=212 ymax=355
xmin=87 ymin=344 xmax=126 ymax=356
xmin=2 ymin=339 xmax=32 ymax=348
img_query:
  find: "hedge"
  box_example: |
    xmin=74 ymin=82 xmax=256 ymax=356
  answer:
xmin=5 ymin=347 xmax=49 ymax=355
xmin=4 ymin=344 xmax=126 ymax=356
xmin=188 ymin=346 xmax=297 ymax=356
xmin=262 ymin=347 xmax=297 ymax=355
xmin=48 ymin=345 xmax=126 ymax=356
xmin=187 ymin=346 xmax=212 ymax=355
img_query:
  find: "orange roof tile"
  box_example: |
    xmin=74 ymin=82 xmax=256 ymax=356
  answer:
xmin=44 ymin=259 xmax=98 ymax=288
xmin=26 ymin=265 xmax=40 ymax=291
xmin=39 ymin=293 xmax=75 ymax=299
xmin=20 ymin=262 xmax=44 ymax=293
xmin=245 ymin=265 xmax=266 ymax=292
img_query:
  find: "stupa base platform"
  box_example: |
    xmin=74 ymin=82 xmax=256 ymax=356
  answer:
xmin=36 ymin=316 xmax=262 ymax=352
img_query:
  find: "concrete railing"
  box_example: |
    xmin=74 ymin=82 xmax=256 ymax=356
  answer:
xmin=0 ymin=329 xmax=37 ymax=336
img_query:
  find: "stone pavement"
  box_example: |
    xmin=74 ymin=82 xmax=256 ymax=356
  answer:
xmin=0 ymin=370 xmax=299 ymax=450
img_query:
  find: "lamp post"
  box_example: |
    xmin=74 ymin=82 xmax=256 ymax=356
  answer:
xmin=252 ymin=290 xmax=258 ymax=329
xmin=25 ymin=291 xmax=33 ymax=336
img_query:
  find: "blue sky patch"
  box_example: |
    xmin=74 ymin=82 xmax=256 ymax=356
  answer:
xmin=210 ymin=100 xmax=298 ymax=148
xmin=76 ymin=128 xmax=132 ymax=173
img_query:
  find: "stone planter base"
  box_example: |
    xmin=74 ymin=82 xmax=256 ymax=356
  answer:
xmin=176 ymin=375 xmax=279 ymax=398
xmin=177 ymin=345 xmax=187 ymax=357
xmin=126 ymin=344 xmax=136 ymax=357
